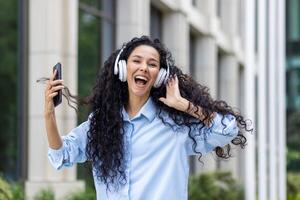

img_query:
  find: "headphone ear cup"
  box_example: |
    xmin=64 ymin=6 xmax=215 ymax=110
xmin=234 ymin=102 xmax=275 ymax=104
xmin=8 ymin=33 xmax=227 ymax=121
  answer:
xmin=154 ymin=68 xmax=167 ymax=88
xmin=114 ymin=59 xmax=119 ymax=75
xmin=122 ymin=60 xmax=127 ymax=82
xmin=118 ymin=60 xmax=127 ymax=82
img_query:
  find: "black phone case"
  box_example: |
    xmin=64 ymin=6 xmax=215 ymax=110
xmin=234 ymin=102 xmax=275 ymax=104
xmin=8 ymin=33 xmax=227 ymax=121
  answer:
xmin=53 ymin=63 xmax=62 ymax=107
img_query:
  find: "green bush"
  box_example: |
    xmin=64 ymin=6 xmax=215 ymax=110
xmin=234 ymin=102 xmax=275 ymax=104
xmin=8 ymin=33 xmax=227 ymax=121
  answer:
xmin=65 ymin=188 xmax=96 ymax=200
xmin=0 ymin=176 xmax=24 ymax=200
xmin=0 ymin=176 xmax=13 ymax=200
xmin=188 ymin=171 xmax=243 ymax=200
xmin=63 ymin=177 xmax=96 ymax=200
xmin=33 ymin=188 xmax=55 ymax=200
xmin=11 ymin=183 xmax=24 ymax=200
xmin=288 ymin=172 xmax=300 ymax=200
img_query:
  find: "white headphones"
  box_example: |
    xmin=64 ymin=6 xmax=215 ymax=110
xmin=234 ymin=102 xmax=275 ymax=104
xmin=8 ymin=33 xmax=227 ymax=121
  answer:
xmin=113 ymin=45 xmax=170 ymax=88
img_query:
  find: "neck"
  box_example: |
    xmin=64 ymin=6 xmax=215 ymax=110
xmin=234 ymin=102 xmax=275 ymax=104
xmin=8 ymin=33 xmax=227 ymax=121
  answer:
xmin=126 ymin=94 xmax=149 ymax=118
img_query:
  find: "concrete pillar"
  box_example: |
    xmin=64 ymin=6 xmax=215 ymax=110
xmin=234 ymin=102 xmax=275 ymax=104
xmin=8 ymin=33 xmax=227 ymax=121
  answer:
xmin=257 ymin=0 xmax=268 ymax=199
xmin=218 ymin=54 xmax=239 ymax=178
xmin=162 ymin=11 xmax=189 ymax=73
xmin=219 ymin=0 xmax=239 ymax=36
xmin=277 ymin=0 xmax=286 ymax=199
xmin=268 ymin=0 xmax=280 ymax=199
xmin=194 ymin=37 xmax=218 ymax=98
xmin=116 ymin=0 xmax=150 ymax=47
xmin=193 ymin=36 xmax=218 ymax=173
xmin=199 ymin=0 xmax=217 ymax=16
xmin=25 ymin=0 xmax=84 ymax=199
xmin=243 ymin=0 xmax=256 ymax=199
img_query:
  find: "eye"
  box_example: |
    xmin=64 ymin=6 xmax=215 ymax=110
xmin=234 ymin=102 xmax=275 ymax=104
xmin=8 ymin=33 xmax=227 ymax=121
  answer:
xmin=148 ymin=63 xmax=157 ymax=68
xmin=133 ymin=60 xmax=140 ymax=63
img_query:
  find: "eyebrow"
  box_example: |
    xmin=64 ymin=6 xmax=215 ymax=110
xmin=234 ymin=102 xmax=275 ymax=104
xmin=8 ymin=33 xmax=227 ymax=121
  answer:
xmin=132 ymin=55 xmax=159 ymax=63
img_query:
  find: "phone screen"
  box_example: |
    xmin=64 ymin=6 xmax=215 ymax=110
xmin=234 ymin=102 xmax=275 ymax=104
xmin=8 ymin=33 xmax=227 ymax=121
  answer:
xmin=53 ymin=62 xmax=62 ymax=107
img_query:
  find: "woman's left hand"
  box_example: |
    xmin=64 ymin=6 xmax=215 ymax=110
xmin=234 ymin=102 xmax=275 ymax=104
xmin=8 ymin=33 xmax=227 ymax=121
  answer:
xmin=159 ymin=75 xmax=189 ymax=112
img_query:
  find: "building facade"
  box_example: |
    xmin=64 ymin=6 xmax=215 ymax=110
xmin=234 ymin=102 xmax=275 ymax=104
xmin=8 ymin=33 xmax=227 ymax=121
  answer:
xmin=0 ymin=0 xmax=286 ymax=199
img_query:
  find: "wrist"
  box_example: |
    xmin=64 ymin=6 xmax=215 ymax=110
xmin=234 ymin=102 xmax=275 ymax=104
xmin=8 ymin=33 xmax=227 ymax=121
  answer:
xmin=177 ymin=97 xmax=190 ymax=112
xmin=44 ymin=111 xmax=55 ymax=119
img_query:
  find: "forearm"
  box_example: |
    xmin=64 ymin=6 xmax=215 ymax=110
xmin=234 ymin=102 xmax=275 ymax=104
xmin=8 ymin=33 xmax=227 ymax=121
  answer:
xmin=44 ymin=112 xmax=63 ymax=149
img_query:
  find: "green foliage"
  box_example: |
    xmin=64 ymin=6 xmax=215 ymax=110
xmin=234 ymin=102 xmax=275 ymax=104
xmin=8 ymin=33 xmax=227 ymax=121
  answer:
xmin=65 ymin=187 xmax=96 ymax=200
xmin=0 ymin=176 xmax=13 ymax=200
xmin=33 ymin=188 xmax=55 ymax=200
xmin=288 ymin=196 xmax=300 ymax=200
xmin=188 ymin=171 xmax=243 ymax=200
xmin=288 ymin=148 xmax=300 ymax=171
xmin=288 ymin=172 xmax=300 ymax=200
xmin=65 ymin=177 xmax=96 ymax=200
xmin=287 ymin=110 xmax=300 ymax=171
xmin=0 ymin=0 xmax=18 ymax=180
xmin=11 ymin=183 xmax=24 ymax=200
xmin=0 ymin=176 xmax=24 ymax=200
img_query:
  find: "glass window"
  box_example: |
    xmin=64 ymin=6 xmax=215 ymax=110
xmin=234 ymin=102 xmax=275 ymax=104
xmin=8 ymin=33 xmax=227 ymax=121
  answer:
xmin=217 ymin=0 xmax=222 ymax=17
xmin=192 ymin=0 xmax=198 ymax=7
xmin=77 ymin=0 xmax=115 ymax=185
xmin=0 ymin=0 xmax=18 ymax=181
xmin=150 ymin=5 xmax=162 ymax=40
xmin=287 ymin=0 xmax=300 ymax=41
xmin=78 ymin=0 xmax=115 ymax=122
xmin=189 ymin=33 xmax=196 ymax=77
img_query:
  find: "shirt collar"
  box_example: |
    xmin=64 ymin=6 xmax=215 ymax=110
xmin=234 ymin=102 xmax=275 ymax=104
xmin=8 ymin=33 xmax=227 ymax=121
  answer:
xmin=122 ymin=97 xmax=157 ymax=122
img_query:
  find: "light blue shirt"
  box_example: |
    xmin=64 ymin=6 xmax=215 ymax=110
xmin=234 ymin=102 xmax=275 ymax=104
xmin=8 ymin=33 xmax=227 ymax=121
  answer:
xmin=48 ymin=97 xmax=239 ymax=200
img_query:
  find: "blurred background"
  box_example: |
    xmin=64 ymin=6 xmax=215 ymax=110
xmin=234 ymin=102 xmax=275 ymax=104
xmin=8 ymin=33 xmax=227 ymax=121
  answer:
xmin=0 ymin=0 xmax=297 ymax=199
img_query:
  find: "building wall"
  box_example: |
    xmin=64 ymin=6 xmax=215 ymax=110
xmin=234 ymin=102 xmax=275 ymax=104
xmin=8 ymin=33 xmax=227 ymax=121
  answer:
xmin=24 ymin=0 xmax=286 ymax=199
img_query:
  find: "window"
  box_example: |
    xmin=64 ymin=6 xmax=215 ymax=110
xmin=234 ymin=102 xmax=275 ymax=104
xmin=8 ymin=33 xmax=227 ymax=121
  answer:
xmin=77 ymin=0 xmax=116 ymax=184
xmin=192 ymin=0 xmax=198 ymax=7
xmin=189 ymin=33 xmax=196 ymax=77
xmin=287 ymin=0 xmax=300 ymax=42
xmin=217 ymin=0 xmax=222 ymax=17
xmin=150 ymin=5 xmax=162 ymax=40
xmin=287 ymin=0 xmax=300 ymax=55
xmin=77 ymin=0 xmax=115 ymax=122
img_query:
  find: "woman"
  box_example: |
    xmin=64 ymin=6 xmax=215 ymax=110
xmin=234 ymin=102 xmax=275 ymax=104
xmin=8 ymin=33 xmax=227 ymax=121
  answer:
xmin=44 ymin=36 xmax=249 ymax=199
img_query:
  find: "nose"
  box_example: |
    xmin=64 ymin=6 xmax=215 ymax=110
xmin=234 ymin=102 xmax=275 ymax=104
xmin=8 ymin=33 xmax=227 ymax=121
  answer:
xmin=139 ymin=61 xmax=148 ymax=72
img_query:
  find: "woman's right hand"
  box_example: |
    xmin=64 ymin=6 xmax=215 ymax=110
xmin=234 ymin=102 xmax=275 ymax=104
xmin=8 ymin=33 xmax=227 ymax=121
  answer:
xmin=44 ymin=70 xmax=64 ymax=117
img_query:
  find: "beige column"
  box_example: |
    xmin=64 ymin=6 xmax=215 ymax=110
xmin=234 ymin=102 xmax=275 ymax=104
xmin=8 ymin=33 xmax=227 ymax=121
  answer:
xmin=219 ymin=0 xmax=239 ymax=36
xmin=199 ymin=0 xmax=217 ymax=16
xmin=25 ymin=0 xmax=84 ymax=199
xmin=116 ymin=0 xmax=150 ymax=47
xmin=218 ymin=54 xmax=239 ymax=178
xmin=162 ymin=11 xmax=189 ymax=73
xmin=193 ymin=36 xmax=218 ymax=173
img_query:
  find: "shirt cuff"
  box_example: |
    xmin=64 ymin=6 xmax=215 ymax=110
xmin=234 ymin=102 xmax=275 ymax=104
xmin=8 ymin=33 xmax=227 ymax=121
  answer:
xmin=210 ymin=113 xmax=238 ymax=136
xmin=48 ymin=145 xmax=65 ymax=170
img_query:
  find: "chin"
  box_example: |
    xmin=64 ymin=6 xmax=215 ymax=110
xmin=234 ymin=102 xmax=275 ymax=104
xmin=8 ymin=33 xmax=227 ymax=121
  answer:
xmin=130 ymin=86 xmax=152 ymax=97
xmin=131 ymin=90 xmax=150 ymax=97
xmin=128 ymin=80 xmax=154 ymax=98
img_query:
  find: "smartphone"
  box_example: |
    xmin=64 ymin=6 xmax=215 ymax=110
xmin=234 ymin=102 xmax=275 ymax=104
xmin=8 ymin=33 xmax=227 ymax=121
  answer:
xmin=53 ymin=62 xmax=62 ymax=107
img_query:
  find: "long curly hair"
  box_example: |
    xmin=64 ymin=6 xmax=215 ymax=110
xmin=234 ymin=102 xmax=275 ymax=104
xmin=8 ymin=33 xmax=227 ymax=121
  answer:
xmin=85 ymin=36 xmax=251 ymax=190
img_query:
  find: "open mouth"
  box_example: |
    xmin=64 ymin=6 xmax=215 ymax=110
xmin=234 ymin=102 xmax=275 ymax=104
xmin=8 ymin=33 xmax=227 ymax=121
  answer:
xmin=134 ymin=75 xmax=148 ymax=86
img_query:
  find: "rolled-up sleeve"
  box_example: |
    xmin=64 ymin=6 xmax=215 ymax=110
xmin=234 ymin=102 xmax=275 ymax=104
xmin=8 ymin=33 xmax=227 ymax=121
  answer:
xmin=185 ymin=113 xmax=239 ymax=156
xmin=48 ymin=119 xmax=90 ymax=170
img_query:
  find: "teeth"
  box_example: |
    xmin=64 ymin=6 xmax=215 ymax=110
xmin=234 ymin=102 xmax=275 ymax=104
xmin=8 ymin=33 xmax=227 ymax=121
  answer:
xmin=135 ymin=75 xmax=148 ymax=81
